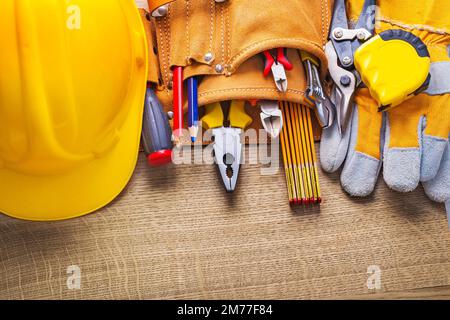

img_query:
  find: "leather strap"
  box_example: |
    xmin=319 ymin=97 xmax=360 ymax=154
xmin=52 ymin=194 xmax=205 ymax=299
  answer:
xmin=148 ymin=0 xmax=175 ymax=14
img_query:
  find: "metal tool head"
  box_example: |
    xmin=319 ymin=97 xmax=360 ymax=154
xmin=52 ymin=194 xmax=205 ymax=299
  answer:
xmin=271 ymin=62 xmax=288 ymax=92
xmin=304 ymin=61 xmax=316 ymax=105
xmin=212 ymin=127 xmax=243 ymax=192
xmin=325 ymin=41 xmax=357 ymax=135
xmin=315 ymin=96 xmax=335 ymax=130
xmin=354 ymin=0 xmax=376 ymax=33
xmin=303 ymin=59 xmax=336 ymax=129
xmin=332 ymin=83 xmax=355 ymax=135
xmin=329 ymin=0 xmax=353 ymax=68
xmin=259 ymin=100 xmax=283 ymax=138
xmin=329 ymin=0 xmax=376 ymax=69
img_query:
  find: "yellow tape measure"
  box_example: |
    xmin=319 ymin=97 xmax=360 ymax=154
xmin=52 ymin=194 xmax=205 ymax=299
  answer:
xmin=355 ymin=29 xmax=431 ymax=111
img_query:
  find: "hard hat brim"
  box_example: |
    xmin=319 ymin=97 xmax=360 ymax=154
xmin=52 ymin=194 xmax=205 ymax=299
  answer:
xmin=0 ymin=99 xmax=144 ymax=221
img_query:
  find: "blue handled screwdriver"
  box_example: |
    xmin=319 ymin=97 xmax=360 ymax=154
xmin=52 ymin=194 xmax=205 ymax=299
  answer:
xmin=187 ymin=77 xmax=199 ymax=143
xmin=142 ymin=87 xmax=173 ymax=166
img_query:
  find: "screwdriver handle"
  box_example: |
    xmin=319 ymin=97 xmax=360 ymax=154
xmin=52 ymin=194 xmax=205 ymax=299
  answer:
xmin=142 ymin=87 xmax=173 ymax=167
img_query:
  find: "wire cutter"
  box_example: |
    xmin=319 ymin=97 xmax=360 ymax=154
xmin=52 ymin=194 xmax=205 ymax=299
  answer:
xmin=259 ymin=100 xmax=283 ymax=138
xmin=325 ymin=0 xmax=376 ymax=134
xmin=262 ymin=48 xmax=293 ymax=92
xmin=202 ymin=101 xmax=253 ymax=192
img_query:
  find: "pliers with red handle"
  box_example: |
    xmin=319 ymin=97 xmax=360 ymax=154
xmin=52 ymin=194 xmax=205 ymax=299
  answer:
xmin=262 ymin=48 xmax=293 ymax=92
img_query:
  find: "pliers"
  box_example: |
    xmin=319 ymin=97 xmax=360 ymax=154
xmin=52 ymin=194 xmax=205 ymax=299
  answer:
xmin=202 ymin=101 xmax=253 ymax=192
xmin=325 ymin=0 xmax=376 ymax=134
xmin=262 ymin=48 xmax=293 ymax=92
xmin=259 ymin=100 xmax=283 ymax=138
xmin=301 ymin=51 xmax=335 ymax=129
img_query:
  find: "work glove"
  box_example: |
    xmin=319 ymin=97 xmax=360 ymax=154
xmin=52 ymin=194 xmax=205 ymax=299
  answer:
xmin=423 ymin=137 xmax=450 ymax=203
xmin=320 ymin=0 xmax=450 ymax=203
xmin=142 ymin=0 xmax=334 ymax=119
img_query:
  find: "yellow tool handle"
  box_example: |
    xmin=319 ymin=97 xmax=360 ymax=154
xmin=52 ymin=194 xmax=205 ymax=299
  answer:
xmin=229 ymin=100 xmax=253 ymax=129
xmin=300 ymin=51 xmax=320 ymax=66
xmin=201 ymin=102 xmax=224 ymax=130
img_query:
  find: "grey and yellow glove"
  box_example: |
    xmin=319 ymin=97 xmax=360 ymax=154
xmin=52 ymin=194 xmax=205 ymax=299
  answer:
xmin=320 ymin=0 xmax=450 ymax=204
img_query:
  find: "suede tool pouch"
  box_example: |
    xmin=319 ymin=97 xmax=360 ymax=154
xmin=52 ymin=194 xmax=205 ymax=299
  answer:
xmin=140 ymin=9 xmax=160 ymax=85
xmin=145 ymin=0 xmax=333 ymax=136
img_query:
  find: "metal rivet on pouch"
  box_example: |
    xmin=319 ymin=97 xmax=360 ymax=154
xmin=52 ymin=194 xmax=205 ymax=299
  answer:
xmin=157 ymin=6 xmax=168 ymax=16
xmin=152 ymin=5 xmax=168 ymax=18
xmin=215 ymin=64 xmax=224 ymax=73
xmin=167 ymin=111 xmax=174 ymax=120
xmin=204 ymin=53 xmax=214 ymax=63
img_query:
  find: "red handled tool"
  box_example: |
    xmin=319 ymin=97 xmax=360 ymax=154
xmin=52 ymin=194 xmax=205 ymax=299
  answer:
xmin=262 ymin=48 xmax=293 ymax=92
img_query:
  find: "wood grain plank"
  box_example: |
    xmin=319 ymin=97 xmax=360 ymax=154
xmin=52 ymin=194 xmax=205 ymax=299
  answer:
xmin=0 ymin=146 xmax=449 ymax=300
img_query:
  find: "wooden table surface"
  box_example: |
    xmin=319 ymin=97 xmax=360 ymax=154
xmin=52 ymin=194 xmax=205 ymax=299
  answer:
xmin=1 ymin=146 xmax=449 ymax=300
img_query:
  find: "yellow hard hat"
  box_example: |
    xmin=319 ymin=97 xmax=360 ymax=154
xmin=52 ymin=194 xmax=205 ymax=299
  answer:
xmin=0 ymin=0 xmax=148 ymax=221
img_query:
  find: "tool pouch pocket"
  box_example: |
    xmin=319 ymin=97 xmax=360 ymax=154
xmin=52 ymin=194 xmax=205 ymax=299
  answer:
xmin=147 ymin=0 xmax=333 ymax=122
xmin=140 ymin=9 xmax=161 ymax=85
